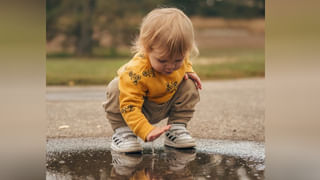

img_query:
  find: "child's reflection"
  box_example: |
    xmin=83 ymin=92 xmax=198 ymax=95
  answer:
xmin=110 ymin=147 xmax=196 ymax=180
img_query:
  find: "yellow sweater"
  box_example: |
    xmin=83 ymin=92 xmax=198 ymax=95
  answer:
xmin=117 ymin=53 xmax=194 ymax=141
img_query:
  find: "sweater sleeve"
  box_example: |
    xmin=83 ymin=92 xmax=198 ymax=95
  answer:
xmin=118 ymin=70 xmax=155 ymax=141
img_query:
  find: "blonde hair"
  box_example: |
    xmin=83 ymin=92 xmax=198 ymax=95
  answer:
xmin=132 ymin=8 xmax=199 ymax=59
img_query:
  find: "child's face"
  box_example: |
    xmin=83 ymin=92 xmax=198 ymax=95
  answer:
xmin=148 ymin=49 xmax=184 ymax=75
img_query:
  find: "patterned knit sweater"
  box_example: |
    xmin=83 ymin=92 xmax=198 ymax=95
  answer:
xmin=117 ymin=53 xmax=194 ymax=141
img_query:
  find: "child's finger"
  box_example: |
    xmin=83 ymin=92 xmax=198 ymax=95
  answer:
xmin=184 ymin=74 xmax=188 ymax=80
xmin=160 ymin=125 xmax=170 ymax=134
xmin=147 ymin=125 xmax=171 ymax=141
xmin=197 ymin=80 xmax=202 ymax=89
xmin=151 ymin=135 xmax=159 ymax=141
xmin=192 ymin=75 xmax=202 ymax=90
xmin=150 ymin=133 xmax=160 ymax=141
xmin=193 ymin=80 xmax=200 ymax=89
xmin=153 ymin=127 xmax=169 ymax=140
xmin=156 ymin=125 xmax=171 ymax=136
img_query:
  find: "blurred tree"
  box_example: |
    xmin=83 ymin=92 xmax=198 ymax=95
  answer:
xmin=47 ymin=0 xmax=96 ymax=56
xmin=47 ymin=0 xmax=161 ymax=57
xmin=46 ymin=0 xmax=63 ymax=41
xmin=162 ymin=0 xmax=265 ymax=18
xmin=94 ymin=0 xmax=163 ymax=56
xmin=75 ymin=0 xmax=95 ymax=56
xmin=46 ymin=0 xmax=264 ymax=57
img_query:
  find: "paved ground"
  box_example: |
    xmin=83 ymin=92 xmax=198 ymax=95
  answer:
xmin=47 ymin=78 xmax=264 ymax=141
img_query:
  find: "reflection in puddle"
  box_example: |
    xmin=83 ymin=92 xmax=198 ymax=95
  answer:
xmin=46 ymin=147 xmax=264 ymax=179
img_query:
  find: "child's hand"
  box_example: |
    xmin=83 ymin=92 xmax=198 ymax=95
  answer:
xmin=184 ymin=72 xmax=202 ymax=90
xmin=146 ymin=125 xmax=171 ymax=142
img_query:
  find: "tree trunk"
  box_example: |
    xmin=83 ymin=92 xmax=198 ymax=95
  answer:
xmin=75 ymin=0 xmax=95 ymax=57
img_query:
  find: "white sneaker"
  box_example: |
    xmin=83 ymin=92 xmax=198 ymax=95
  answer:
xmin=164 ymin=124 xmax=196 ymax=148
xmin=111 ymin=127 xmax=143 ymax=153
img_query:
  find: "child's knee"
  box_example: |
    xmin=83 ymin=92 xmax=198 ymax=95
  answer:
xmin=106 ymin=78 xmax=120 ymax=99
xmin=171 ymin=79 xmax=200 ymax=110
xmin=180 ymin=79 xmax=200 ymax=100
xmin=103 ymin=78 xmax=120 ymax=112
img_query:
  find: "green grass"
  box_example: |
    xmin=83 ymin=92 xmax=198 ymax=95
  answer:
xmin=199 ymin=47 xmax=264 ymax=58
xmin=194 ymin=60 xmax=264 ymax=80
xmin=194 ymin=48 xmax=265 ymax=79
xmin=47 ymin=48 xmax=264 ymax=85
xmin=46 ymin=58 xmax=128 ymax=86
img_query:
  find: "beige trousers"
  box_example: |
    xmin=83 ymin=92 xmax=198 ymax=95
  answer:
xmin=103 ymin=78 xmax=200 ymax=131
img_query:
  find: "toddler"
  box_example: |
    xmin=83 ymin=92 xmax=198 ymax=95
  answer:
xmin=103 ymin=8 xmax=201 ymax=153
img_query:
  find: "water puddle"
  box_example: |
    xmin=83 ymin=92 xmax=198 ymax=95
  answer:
xmin=46 ymin=147 xmax=264 ymax=179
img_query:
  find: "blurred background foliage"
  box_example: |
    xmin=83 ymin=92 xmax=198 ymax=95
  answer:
xmin=46 ymin=0 xmax=265 ymax=85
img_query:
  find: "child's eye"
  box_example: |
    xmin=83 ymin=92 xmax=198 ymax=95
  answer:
xmin=175 ymin=59 xmax=183 ymax=63
xmin=158 ymin=59 xmax=167 ymax=63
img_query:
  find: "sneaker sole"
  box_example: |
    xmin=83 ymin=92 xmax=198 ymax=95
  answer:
xmin=164 ymin=139 xmax=196 ymax=148
xmin=111 ymin=143 xmax=143 ymax=153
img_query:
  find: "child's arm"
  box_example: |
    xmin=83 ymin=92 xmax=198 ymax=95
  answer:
xmin=119 ymin=71 xmax=155 ymax=141
xmin=185 ymin=57 xmax=202 ymax=89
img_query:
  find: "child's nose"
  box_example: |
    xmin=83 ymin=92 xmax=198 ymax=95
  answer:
xmin=166 ymin=63 xmax=175 ymax=69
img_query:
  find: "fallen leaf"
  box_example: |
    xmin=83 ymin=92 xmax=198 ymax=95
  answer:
xmin=58 ymin=125 xmax=70 ymax=129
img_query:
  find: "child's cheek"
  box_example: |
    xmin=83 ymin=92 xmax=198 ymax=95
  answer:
xmin=176 ymin=62 xmax=183 ymax=70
